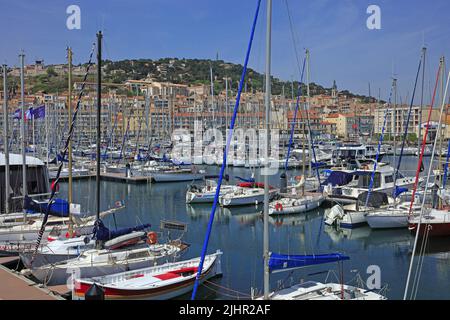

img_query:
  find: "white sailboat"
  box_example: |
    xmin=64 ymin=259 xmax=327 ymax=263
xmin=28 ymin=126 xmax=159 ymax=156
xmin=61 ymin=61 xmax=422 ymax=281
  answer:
xmin=255 ymin=3 xmax=386 ymax=300
xmin=71 ymin=250 xmax=222 ymax=300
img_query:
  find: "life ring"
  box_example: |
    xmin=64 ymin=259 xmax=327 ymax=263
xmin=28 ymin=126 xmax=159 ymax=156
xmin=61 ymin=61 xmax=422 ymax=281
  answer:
xmin=275 ymin=202 xmax=283 ymax=212
xmin=147 ymin=231 xmax=158 ymax=245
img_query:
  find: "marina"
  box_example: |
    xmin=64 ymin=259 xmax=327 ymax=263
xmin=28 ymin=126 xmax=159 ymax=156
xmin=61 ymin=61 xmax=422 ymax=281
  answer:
xmin=1 ymin=0 xmax=450 ymax=306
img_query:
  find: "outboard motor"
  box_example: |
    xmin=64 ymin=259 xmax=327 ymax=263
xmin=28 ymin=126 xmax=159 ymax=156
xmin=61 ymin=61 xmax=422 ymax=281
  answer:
xmin=324 ymin=204 xmax=344 ymax=226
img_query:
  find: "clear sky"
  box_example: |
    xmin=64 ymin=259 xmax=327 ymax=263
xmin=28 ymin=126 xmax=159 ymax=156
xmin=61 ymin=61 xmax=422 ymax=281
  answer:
xmin=1 ymin=0 xmax=449 ymax=103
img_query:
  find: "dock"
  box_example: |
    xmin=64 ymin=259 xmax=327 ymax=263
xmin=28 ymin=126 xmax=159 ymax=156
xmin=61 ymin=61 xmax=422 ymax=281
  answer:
xmin=48 ymin=172 xmax=153 ymax=184
xmin=100 ymin=172 xmax=153 ymax=184
xmin=0 ymin=257 xmax=64 ymax=300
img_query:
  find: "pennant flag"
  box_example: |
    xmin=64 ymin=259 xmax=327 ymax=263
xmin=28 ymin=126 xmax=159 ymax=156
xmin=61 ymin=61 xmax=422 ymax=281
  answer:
xmin=32 ymin=105 xmax=45 ymax=119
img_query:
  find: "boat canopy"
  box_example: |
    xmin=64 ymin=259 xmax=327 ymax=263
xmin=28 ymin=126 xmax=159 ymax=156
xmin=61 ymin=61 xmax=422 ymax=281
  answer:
xmin=357 ymin=191 xmax=389 ymax=208
xmin=0 ymin=153 xmax=45 ymax=166
xmin=268 ymin=252 xmax=350 ymax=273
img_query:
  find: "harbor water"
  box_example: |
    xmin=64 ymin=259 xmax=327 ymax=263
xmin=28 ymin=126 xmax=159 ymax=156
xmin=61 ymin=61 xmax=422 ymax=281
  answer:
xmin=58 ymin=155 xmax=450 ymax=300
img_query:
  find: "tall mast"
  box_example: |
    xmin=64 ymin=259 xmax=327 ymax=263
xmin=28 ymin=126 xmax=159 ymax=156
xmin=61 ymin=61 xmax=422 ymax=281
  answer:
xmin=210 ymin=64 xmax=215 ymax=128
xmin=3 ymin=65 xmax=10 ymax=214
xmin=45 ymin=102 xmax=49 ymax=165
xmin=393 ymin=78 xmax=397 ymax=169
xmin=306 ymin=49 xmax=312 ymax=177
xmin=225 ymin=77 xmax=229 ymax=134
xmin=67 ymin=47 xmax=74 ymax=236
xmin=96 ymin=31 xmax=102 ymax=248
xmin=418 ymin=47 xmax=426 ymax=153
xmin=19 ymin=52 xmax=27 ymax=219
xmin=438 ymin=57 xmax=445 ymax=207
xmin=263 ymin=0 xmax=272 ymax=300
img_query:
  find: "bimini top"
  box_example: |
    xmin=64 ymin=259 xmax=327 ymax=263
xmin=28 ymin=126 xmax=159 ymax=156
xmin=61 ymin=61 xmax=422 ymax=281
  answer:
xmin=0 ymin=153 xmax=45 ymax=166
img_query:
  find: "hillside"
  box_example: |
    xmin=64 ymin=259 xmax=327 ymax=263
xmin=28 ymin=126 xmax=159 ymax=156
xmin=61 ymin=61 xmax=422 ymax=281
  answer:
xmin=3 ymin=58 xmax=375 ymax=102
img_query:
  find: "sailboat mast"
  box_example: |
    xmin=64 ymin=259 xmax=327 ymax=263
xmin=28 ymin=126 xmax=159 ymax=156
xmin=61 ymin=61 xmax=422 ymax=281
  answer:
xmin=67 ymin=47 xmax=74 ymax=235
xmin=96 ymin=31 xmax=102 ymax=229
xmin=19 ymin=52 xmax=27 ymax=219
xmin=438 ymin=57 xmax=445 ymax=200
xmin=393 ymin=78 xmax=397 ymax=169
xmin=263 ymin=0 xmax=272 ymax=300
xmin=3 ymin=64 xmax=10 ymax=214
xmin=418 ymin=47 xmax=426 ymax=153
xmin=225 ymin=77 xmax=228 ymax=133
xmin=306 ymin=49 xmax=312 ymax=177
xmin=210 ymin=64 xmax=215 ymax=128
xmin=45 ymin=102 xmax=49 ymax=165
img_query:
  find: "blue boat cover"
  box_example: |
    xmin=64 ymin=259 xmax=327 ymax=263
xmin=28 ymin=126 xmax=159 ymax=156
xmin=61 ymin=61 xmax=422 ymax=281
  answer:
xmin=321 ymin=171 xmax=353 ymax=186
xmin=24 ymin=196 xmax=69 ymax=217
xmin=394 ymin=186 xmax=408 ymax=198
xmin=269 ymin=253 xmax=350 ymax=272
xmin=234 ymin=176 xmax=256 ymax=183
xmin=93 ymin=219 xmax=151 ymax=241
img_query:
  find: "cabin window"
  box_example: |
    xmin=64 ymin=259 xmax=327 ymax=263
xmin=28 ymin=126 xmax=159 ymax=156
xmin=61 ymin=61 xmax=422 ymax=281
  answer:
xmin=127 ymin=251 xmax=150 ymax=260
xmin=384 ymin=175 xmax=394 ymax=184
xmin=358 ymin=173 xmax=381 ymax=188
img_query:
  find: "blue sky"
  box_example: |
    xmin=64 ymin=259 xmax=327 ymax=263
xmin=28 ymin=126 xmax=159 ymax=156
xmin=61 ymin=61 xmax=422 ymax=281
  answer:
xmin=1 ymin=0 xmax=449 ymax=102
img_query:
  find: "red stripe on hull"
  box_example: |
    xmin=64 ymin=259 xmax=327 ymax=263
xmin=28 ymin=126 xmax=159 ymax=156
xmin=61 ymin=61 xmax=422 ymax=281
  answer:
xmin=409 ymin=223 xmax=450 ymax=237
xmin=74 ymin=261 xmax=214 ymax=299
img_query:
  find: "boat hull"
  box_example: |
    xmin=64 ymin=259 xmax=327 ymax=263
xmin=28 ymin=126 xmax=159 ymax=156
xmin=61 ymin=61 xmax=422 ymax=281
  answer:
xmin=31 ymin=252 xmax=177 ymax=286
xmin=269 ymin=197 xmax=324 ymax=215
xmin=72 ymin=252 xmax=222 ymax=300
xmin=366 ymin=214 xmax=408 ymax=229
xmin=151 ymin=173 xmax=205 ymax=183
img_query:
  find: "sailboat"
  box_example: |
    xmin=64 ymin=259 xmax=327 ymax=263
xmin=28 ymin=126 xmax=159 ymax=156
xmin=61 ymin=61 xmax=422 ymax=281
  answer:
xmin=186 ymin=179 xmax=236 ymax=204
xmin=365 ymin=51 xmax=426 ymax=229
xmin=72 ymin=250 xmax=222 ymax=300
xmin=408 ymin=60 xmax=450 ymax=237
xmin=71 ymin=32 xmax=223 ymax=299
xmin=25 ymin=33 xmax=187 ymax=286
xmin=254 ymin=1 xmax=386 ymax=300
xmin=268 ymin=49 xmax=324 ymax=216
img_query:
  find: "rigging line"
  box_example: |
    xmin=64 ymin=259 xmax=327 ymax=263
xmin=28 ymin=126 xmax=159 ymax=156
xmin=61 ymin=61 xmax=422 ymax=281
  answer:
xmin=284 ymin=58 xmax=306 ymax=172
xmin=191 ymin=0 xmax=262 ymax=300
xmin=30 ymin=42 xmax=97 ymax=264
xmin=393 ymin=57 xmax=422 ymax=192
xmin=303 ymin=59 xmax=321 ymax=188
xmin=284 ymin=0 xmax=303 ymax=79
xmin=407 ymin=63 xmax=442 ymax=219
xmin=412 ymin=223 xmax=431 ymax=300
xmin=404 ymin=66 xmax=449 ymax=301
xmin=442 ymin=107 xmax=450 ymax=188
xmin=364 ymin=82 xmax=394 ymax=208
xmin=412 ymin=72 xmax=450 ymax=300
xmin=204 ymin=280 xmax=252 ymax=297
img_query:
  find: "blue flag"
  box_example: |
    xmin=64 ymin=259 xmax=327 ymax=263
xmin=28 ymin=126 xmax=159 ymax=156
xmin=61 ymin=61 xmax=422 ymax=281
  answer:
xmin=32 ymin=105 xmax=45 ymax=119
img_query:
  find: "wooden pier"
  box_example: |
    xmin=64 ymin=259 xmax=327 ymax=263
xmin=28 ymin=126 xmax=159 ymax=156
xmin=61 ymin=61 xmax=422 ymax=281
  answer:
xmin=0 ymin=258 xmax=64 ymax=300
